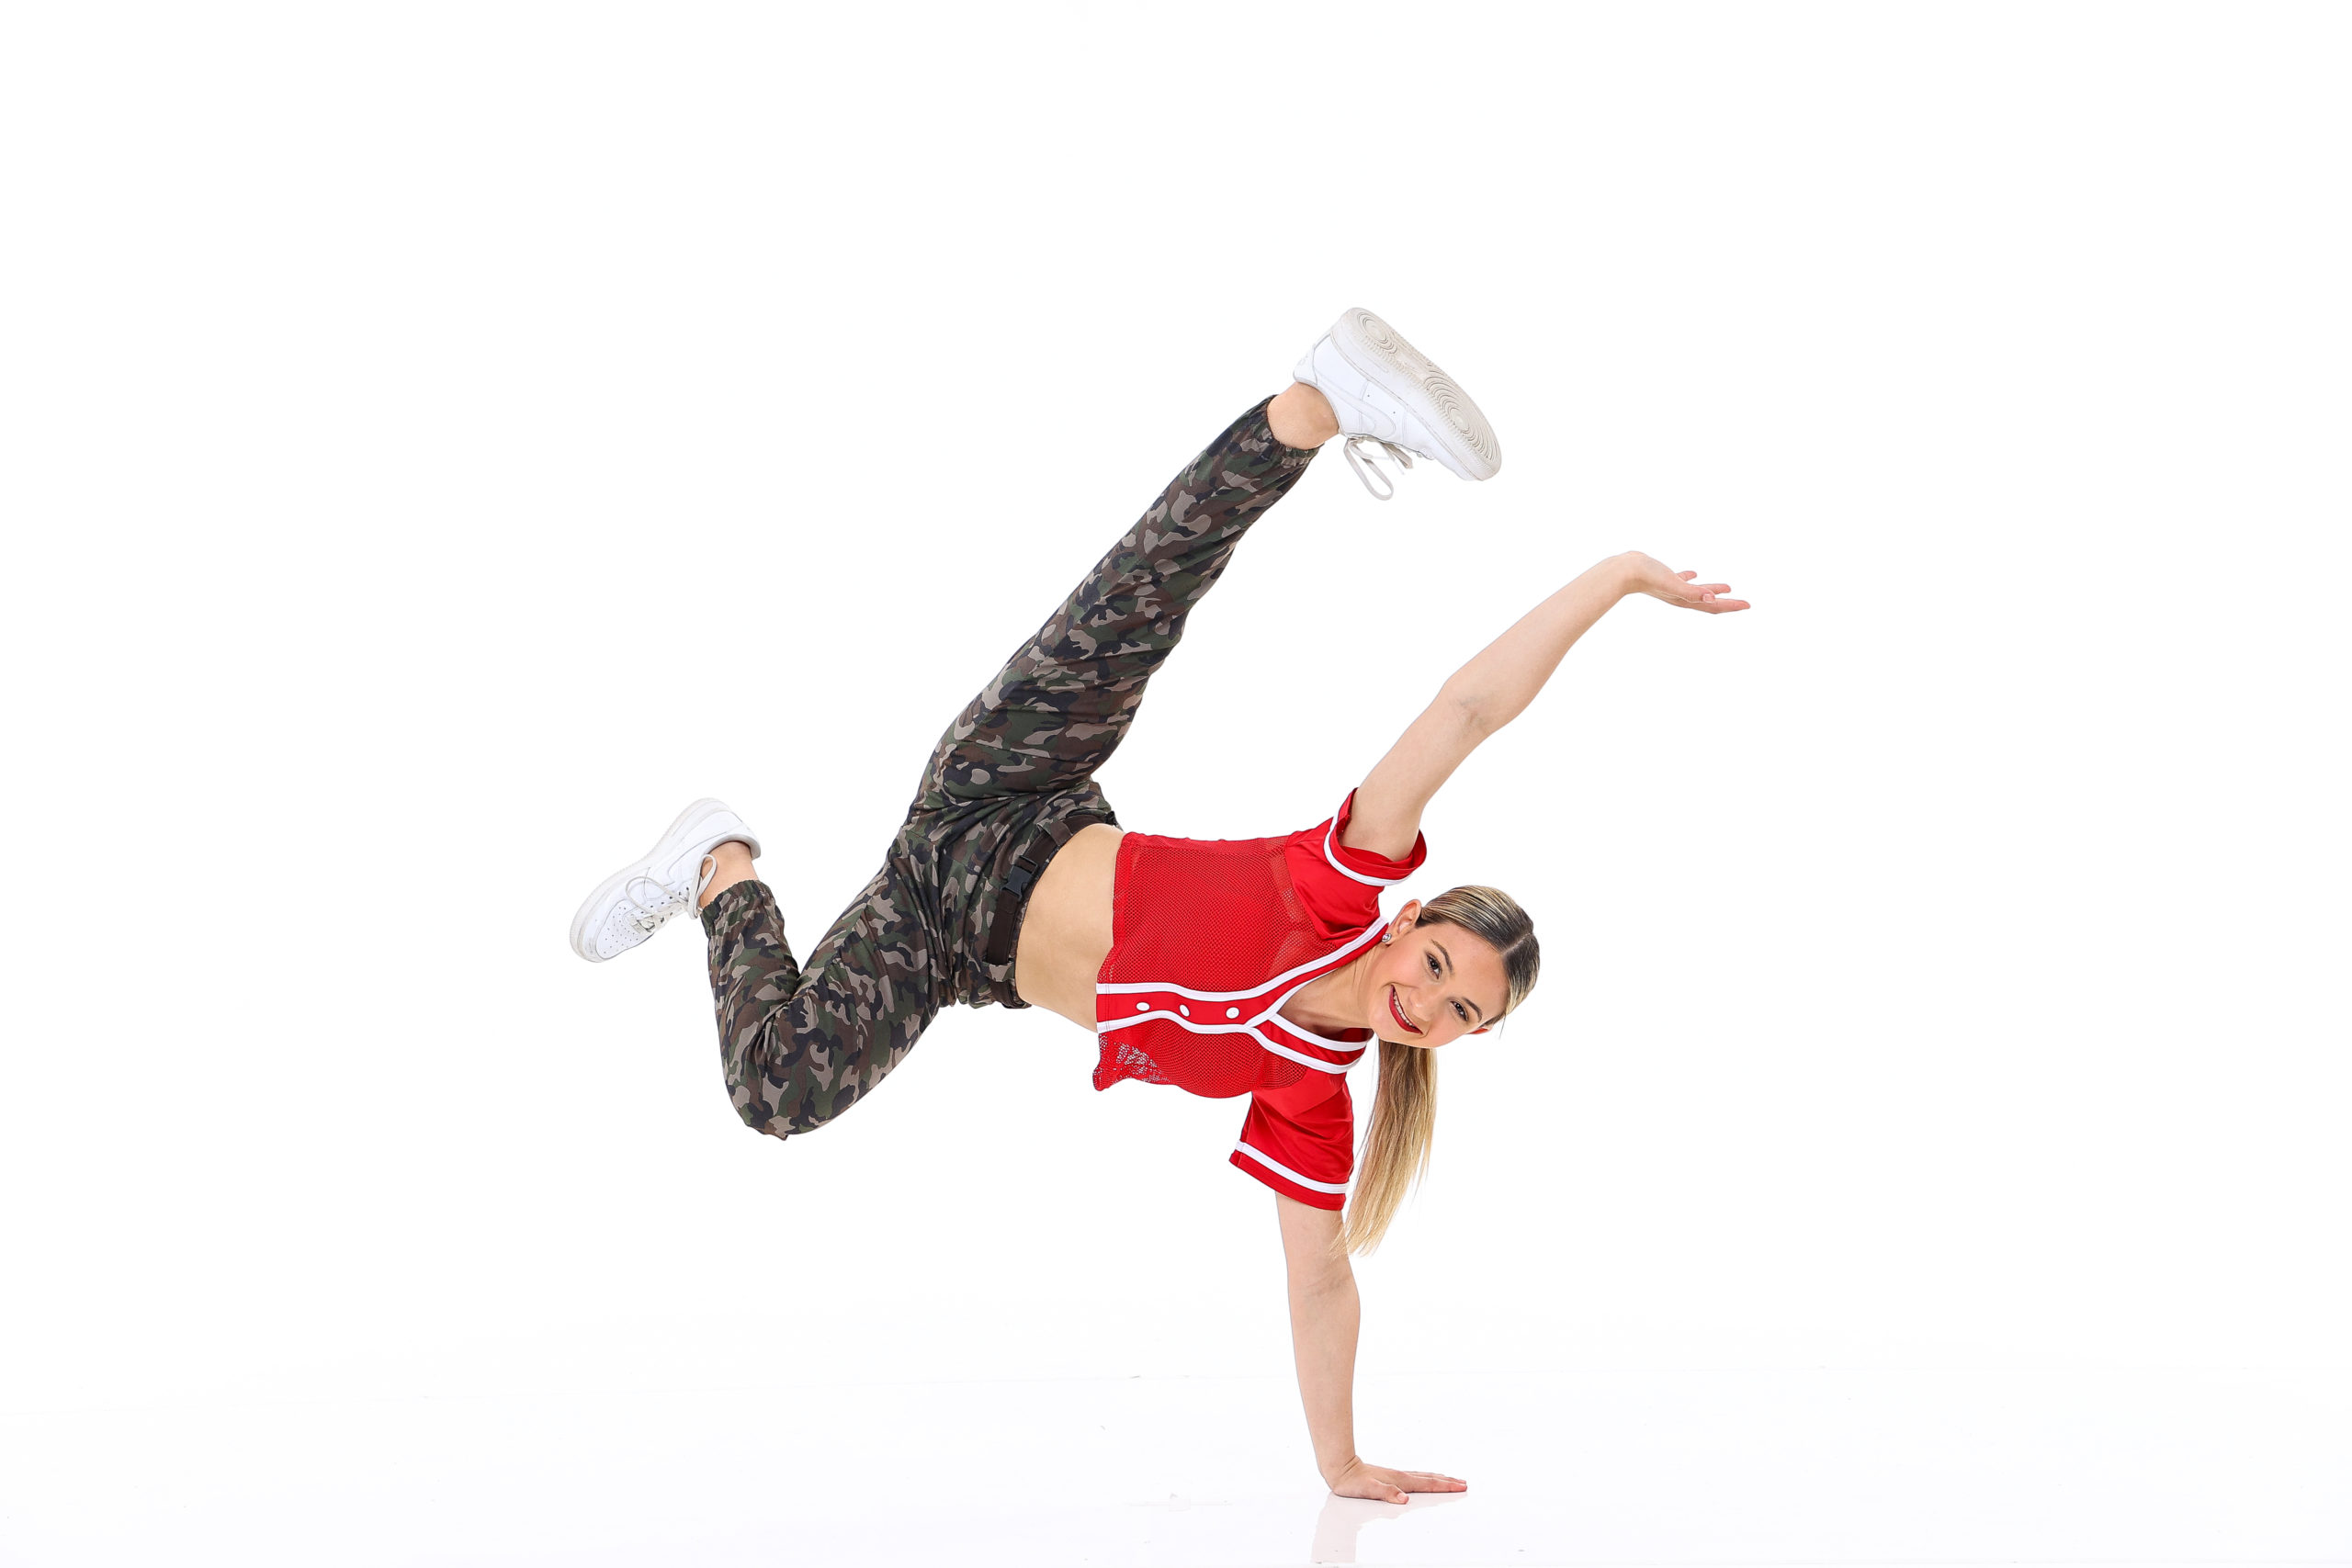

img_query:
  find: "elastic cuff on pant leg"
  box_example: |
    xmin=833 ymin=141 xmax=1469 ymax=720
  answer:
xmin=699 ymin=878 xmax=778 ymax=940
xmin=1249 ymin=394 xmax=1323 ymax=466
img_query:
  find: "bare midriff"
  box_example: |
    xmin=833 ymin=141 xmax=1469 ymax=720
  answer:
xmin=1013 ymin=822 xmax=1125 ymax=1030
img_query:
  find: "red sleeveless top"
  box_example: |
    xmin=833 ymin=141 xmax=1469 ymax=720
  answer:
xmin=1092 ymin=790 xmax=1428 ymax=1209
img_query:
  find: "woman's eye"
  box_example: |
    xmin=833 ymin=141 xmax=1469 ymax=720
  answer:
xmin=1453 ymin=1002 xmax=1467 ymax=1021
xmin=1426 ymin=954 xmax=1441 ymax=977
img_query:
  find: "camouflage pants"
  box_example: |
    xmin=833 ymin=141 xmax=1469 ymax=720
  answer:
xmin=699 ymin=398 xmax=1319 ymax=1139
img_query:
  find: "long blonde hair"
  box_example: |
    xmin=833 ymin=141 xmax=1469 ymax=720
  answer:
xmin=1340 ymin=886 xmax=1540 ymax=1256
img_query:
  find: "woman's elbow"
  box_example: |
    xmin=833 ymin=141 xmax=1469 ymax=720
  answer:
xmin=1438 ymin=680 xmax=1506 ymax=739
xmin=1286 ymin=1245 xmax=1356 ymax=1301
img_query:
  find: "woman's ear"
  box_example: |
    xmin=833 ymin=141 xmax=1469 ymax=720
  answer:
xmin=1393 ymin=898 xmax=1423 ymax=934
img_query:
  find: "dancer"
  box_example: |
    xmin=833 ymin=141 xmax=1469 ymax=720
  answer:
xmin=569 ymin=309 xmax=1748 ymax=1503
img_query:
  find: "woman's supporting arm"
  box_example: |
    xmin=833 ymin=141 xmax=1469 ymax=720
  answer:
xmin=1277 ymin=1193 xmax=1467 ymax=1502
xmin=1343 ymin=551 xmax=1749 ymax=859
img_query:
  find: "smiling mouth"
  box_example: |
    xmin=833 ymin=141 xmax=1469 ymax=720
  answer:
xmin=1387 ymin=986 xmax=1423 ymax=1035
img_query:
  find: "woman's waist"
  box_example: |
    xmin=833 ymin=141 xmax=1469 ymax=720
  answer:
xmin=1007 ymin=819 xmax=1124 ymax=1023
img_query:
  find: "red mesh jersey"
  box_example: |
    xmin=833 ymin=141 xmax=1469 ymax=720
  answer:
xmin=1093 ymin=789 xmax=1428 ymax=1210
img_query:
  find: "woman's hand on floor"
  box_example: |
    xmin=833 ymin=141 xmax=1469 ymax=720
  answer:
xmin=1324 ymin=1457 xmax=1469 ymax=1503
xmin=1614 ymin=551 xmax=1751 ymax=614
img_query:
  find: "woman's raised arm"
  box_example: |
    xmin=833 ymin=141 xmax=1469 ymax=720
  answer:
xmin=1341 ymin=551 xmax=1749 ymax=859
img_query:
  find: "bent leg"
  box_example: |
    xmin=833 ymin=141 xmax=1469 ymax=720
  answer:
xmin=701 ymin=859 xmax=944 ymax=1138
xmin=916 ymin=397 xmax=1318 ymax=811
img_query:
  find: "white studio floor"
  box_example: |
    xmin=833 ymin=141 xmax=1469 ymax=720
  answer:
xmin=2 ymin=1367 xmax=2345 ymax=1566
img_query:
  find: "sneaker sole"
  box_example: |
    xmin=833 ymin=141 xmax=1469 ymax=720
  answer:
xmin=568 ymin=797 xmax=760 ymax=963
xmin=1329 ymin=308 xmax=1501 ymax=480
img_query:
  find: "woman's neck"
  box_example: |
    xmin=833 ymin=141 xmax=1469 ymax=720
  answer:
xmin=1280 ymin=952 xmax=1372 ymax=1038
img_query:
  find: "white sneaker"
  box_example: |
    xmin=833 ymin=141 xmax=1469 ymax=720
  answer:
xmin=1293 ymin=308 xmax=1501 ymax=499
xmin=569 ymin=797 xmax=763 ymax=963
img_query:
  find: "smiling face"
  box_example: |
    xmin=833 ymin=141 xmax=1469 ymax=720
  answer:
xmin=1365 ymin=900 xmax=1512 ymax=1048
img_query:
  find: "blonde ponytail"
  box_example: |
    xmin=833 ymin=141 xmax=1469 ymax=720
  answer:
xmin=1341 ymin=1040 xmax=1438 ymax=1255
xmin=1340 ymin=885 xmax=1539 ymax=1256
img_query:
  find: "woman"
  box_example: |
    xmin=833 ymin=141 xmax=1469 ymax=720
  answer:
xmin=569 ymin=308 xmax=1748 ymax=1503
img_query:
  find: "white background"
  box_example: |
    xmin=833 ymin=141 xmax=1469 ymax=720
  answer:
xmin=3 ymin=3 xmax=2346 ymax=1562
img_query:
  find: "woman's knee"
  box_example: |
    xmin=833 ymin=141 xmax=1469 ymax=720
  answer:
xmin=736 ymin=1104 xmax=800 ymax=1143
xmin=724 ymin=1056 xmax=811 ymax=1140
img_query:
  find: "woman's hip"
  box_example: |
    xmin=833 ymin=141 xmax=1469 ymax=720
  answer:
xmin=894 ymin=782 xmax=1118 ymax=1011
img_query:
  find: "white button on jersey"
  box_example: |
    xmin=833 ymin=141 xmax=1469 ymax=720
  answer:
xmin=1227 ymin=1007 xmax=1240 ymax=1019
xmin=1136 ymin=1002 xmax=1148 ymax=1012
xmin=1179 ymin=1005 xmax=1190 ymax=1017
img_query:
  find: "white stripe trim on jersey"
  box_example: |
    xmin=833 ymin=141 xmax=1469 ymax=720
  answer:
xmin=1257 ymin=987 xmax=1372 ymax=1052
xmin=1233 ymin=1140 xmax=1351 ymax=1194
xmin=1322 ymin=814 xmax=1411 ymax=887
xmin=1096 ymin=1009 xmax=1362 ymax=1074
xmin=1250 ymin=1031 xmax=1358 ymax=1074
xmin=1096 ymin=919 xmax=1385 ymax=1003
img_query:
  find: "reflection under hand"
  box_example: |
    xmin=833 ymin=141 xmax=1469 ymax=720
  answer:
xmin=1311 ymin=1490 xmax=1470 ymax=1564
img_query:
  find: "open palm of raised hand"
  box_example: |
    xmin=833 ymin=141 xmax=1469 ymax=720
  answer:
xmin=1621 ymin=551 xmax=1751 ymax=614
xmin=1327 ymin=1457 xmax=1469 ymax=1504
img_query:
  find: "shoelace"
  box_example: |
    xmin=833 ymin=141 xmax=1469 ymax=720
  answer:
xmin=1343 ymin=437 xmax=1416 ymax=501
xmin=621 ymin=855 xmax=719 ymax=937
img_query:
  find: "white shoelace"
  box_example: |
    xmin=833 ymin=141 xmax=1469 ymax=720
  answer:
xmin=1343 ymin=436 xmax=1416 ymax=501
xmin=621 ymin=856 xmax=718 ymax=937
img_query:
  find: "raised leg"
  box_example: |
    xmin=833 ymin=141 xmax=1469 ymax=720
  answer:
xmin=912 ymin=394 xmax=1322 ymax=813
